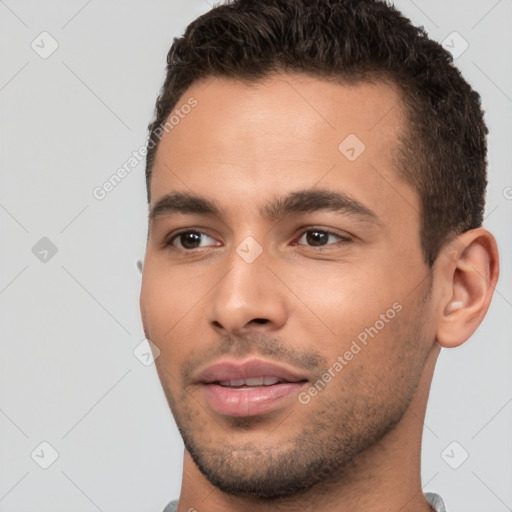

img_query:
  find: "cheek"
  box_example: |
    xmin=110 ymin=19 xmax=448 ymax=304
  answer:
xmin=140 ymin=258 xmax=206 ymax=336
xmin=285 ymin=261 xmax=402 ymax=353
xmin=140 ymin=266 xmax=184 ymax=356
xmin=320 ymin=305 xmax=425 ymax=406
xmin=140 ymin=260 xmax=217 ymax=378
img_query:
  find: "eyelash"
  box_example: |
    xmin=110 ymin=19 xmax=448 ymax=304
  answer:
xmin=165 ymin=228 xmax=352 ymax=251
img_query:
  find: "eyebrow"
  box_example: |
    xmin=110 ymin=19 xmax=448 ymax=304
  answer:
xmin=149 ymin=189 xmax=380 ymax=225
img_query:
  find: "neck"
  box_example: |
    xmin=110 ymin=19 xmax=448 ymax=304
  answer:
xmin=176 ymin=345 xmax=441 ymax=512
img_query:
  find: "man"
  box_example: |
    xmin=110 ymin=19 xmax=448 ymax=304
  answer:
xmin=139 ymin=0 xmax=499 ymax=511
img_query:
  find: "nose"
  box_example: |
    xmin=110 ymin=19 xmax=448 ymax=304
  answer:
xmin=207 ymin=245 xmax=288 ymax=336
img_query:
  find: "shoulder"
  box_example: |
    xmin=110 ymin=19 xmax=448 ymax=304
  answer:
xmin=162 ymin=499 xmax=179 ymax=512
xmin=425 ymin=492 xmax=448 ymax=512
xmin=162 ymin=496 xmax=447 ymax=512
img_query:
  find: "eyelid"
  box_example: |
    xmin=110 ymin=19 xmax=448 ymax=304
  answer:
xmin=293 ymin=226 xmax=353 ymax=246
xmin=165 ymin=228 xmax=221 ymax=249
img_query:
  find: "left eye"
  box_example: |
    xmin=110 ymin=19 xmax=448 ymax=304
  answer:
xmin=295 ymin=229 xmax=348 ymax=247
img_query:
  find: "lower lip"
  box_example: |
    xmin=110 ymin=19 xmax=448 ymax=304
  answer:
xmin=202 ymin=382 xmax=305 ymax=417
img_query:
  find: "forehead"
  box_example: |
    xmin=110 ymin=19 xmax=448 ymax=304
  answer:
xmin=151 ymin=73 xmax=417 ymax=230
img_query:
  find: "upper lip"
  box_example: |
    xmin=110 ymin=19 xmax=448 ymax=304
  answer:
xmin=196 ymin=358 xmax=309 ymax=384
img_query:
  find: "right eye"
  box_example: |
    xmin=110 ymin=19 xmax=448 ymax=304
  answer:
xmin=166 ymin=230 xmax=220 ymax=250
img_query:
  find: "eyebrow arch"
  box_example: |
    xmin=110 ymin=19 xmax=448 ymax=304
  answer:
xmin=262 ymin=188 xmax=380 ymax=224
xmin=149 ymin=189 xmax=380 ymax=225
xmin=150 ymin=192 xmax=221 ymax=222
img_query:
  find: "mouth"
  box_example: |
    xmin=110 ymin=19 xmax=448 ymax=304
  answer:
xmin=197 ymin=358 xmax=309 ymax=417
xmin=216 ymin=376 xmax=290 ymax=388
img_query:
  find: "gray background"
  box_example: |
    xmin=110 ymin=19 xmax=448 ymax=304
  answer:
xmin=1 ymin=1 xmax=511 ymax=511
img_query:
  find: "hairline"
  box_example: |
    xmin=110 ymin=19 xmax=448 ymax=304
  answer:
xmin=146 ymin=69 xmax=415 ymax=198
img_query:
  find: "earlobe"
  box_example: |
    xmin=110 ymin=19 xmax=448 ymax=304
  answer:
xmin=435 ymin=228 xmax=499 ymax=348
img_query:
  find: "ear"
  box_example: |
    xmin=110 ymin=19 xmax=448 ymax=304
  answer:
xmin=435 ymin=227 xmax=499 ymax=348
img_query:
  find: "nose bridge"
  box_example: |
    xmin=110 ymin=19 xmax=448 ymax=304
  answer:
xmin=208 ymin=236 xmax=286 ymax=333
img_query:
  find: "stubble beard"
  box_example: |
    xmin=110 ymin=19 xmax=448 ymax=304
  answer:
xmin=160 ymin=290 xmax=432 ymax=500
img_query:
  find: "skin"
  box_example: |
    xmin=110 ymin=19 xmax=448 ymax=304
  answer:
xmin=139 ymin=74 xmax=499 ymax=512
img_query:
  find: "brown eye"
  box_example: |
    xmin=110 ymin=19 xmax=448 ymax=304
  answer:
xmin=169 ymin=231 xmax=218 ymax=249
xmin=305 ymin=230 xmax=329 ymax=246
xmin=297 ymin=229 xmax=347 ymax=247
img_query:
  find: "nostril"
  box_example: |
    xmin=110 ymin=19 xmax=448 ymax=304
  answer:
xmin=251 ymin=318 xmax=269 ymax=325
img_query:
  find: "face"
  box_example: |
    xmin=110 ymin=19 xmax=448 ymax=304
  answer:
xmin=140 ymin=74 xmax=436 ymax=498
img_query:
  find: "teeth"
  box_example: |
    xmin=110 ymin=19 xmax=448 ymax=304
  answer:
xmin=220 ymin=379 xmax=245 ymax=386
xmin=245 ymin=377 xmax=264 ymax=386
xmin=218 ymin=376 xmax=283 ymax=387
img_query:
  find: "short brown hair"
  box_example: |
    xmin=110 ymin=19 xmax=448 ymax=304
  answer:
xmin=145 ymin=0 xmax=488 ymax=266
